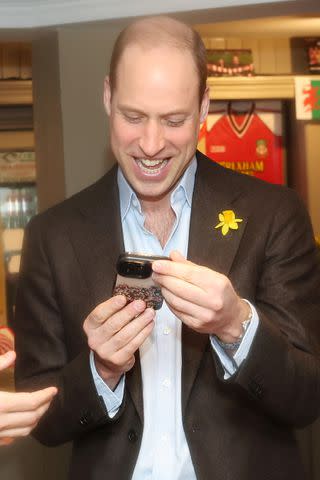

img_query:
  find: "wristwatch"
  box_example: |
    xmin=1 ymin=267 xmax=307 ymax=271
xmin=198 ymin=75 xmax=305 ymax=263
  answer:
xmin=215 ymin=304 xmax=253 ymax=351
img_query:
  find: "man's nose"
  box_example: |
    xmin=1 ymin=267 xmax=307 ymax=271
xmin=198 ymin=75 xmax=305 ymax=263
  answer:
xmin=139 ymin=120 xmax=165 ymax=157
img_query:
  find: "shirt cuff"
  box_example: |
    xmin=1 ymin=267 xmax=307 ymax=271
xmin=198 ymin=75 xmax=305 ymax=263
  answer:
xmin=210 ymin=300 xmax=259 ymax=379
xmin=89 ymin=350 xmax=125 ymax=418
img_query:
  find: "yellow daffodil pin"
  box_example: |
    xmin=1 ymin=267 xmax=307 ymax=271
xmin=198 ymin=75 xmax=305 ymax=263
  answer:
xmin=215 ymin=210 xmax=243 ymax=236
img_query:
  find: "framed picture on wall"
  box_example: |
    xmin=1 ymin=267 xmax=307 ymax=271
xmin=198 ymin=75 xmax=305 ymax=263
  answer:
xmin=0 ymin=151 xmax=36 ymax=184
xmin=206 ymin=49 xmax=254 ymax=76
xmin=198 ymin=100 xmax=286 ymax=185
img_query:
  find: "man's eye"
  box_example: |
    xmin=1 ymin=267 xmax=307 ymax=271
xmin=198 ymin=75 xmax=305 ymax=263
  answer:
xmin=167 ymin=119 xmax=185 ymax=127
xmin=124 ymin=115 xmax=142 ymax=124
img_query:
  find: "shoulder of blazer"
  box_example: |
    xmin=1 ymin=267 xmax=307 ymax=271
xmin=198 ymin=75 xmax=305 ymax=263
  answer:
xmin=195 ymin=149 xmax=300 ymax=208
xmin=29 ymin=164 xmax=119 ymax=229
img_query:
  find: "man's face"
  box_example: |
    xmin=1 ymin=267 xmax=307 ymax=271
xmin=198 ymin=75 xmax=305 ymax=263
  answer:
xmin=104 ymin=44 xmax=209 ymax=203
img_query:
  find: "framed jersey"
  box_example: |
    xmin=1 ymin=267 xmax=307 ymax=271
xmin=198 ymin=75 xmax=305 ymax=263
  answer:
xmin=198 ymin=100 xmax=286 ymax=185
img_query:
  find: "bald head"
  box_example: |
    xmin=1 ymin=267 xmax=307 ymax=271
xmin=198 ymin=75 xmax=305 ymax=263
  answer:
xmin=109 ymin=16 xmax=207 ymax=105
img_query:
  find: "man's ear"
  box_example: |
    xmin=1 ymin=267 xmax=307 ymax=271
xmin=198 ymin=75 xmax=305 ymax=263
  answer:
xmin=200 ymin=86 xmax=210 ymax=123
xmin=103 ymin=76 xmax=112 ymax=116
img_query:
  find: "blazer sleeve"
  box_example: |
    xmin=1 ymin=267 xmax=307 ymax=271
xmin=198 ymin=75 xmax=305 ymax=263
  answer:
xmin=12 ymin=215 xmax=123 ymax=447
xmin=221 ymin=188 xmax=320 ymax=428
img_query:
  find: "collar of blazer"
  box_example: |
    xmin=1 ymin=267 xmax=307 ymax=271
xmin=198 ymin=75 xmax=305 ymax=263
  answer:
xmin=73 ymin=151 xmax=249 ymax=421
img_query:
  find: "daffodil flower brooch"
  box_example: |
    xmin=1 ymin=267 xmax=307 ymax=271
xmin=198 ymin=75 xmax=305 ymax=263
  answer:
xmin=215 ymin=210 xmax=243 ymax=236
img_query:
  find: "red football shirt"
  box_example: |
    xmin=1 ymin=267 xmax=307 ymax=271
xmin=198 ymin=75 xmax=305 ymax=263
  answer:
xmin=204 ymin=101 xmax=285 ymax=185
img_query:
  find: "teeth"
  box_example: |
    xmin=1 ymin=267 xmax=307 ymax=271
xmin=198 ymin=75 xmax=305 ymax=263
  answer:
xmin=140 ymin=159 xmax=163 ymax=167
xmin=137 ymin=158 xmax=168 ymax=175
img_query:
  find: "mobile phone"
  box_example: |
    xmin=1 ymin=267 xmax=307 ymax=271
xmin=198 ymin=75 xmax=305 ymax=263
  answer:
xmin=112 ymin=253 xmax=170 ymax=310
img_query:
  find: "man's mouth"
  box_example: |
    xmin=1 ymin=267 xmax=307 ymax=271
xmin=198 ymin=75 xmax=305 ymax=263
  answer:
xmin=136 ymin=158 xmax=169 ymax=175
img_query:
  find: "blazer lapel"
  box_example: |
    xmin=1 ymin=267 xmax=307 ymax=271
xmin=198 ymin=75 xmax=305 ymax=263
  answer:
xmin=68 ymin=167 xmax=124 ymax=308
xmin=182 ymin=152 xmax=249 ymax=413
xmin=67 ymin=166 xmax=144 ymax=421
xmin=188 ymin=153 xmax=248 ymax=275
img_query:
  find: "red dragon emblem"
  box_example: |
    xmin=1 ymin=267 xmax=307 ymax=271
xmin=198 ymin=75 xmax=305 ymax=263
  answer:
xmin=303 ymin=84 xmax=320 ymax=112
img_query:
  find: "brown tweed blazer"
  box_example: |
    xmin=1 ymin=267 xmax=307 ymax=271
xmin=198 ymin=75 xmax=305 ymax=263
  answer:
xmin=13 ymin=151 xmax=320 ymax=479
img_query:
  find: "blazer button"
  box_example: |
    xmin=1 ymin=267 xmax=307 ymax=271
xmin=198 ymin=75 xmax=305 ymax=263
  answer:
xmin=79 ymin=415 xmax=89 ymax=426
xmin=128 ymin=429 xmax=138 ymax=443
xmin=79 ymin=410 xmax=92 ymax=427
xmin=249 ymin=379 xmax=264 ymax=399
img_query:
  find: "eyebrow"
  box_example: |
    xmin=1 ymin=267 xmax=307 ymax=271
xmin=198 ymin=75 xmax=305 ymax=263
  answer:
xmin=117 ymin=104 xmax=189 ymax=117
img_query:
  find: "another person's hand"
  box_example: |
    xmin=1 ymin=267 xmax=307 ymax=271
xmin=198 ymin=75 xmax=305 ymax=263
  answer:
xmin=83 ymin=296 xmax=155 ymax=390
xmin=152 ymin=250 xmax=250 ymax=343
xmin=0 ymin=351 xmax=57 ymax=446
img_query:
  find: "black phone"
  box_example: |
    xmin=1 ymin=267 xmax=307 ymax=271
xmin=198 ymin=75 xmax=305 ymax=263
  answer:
xmin=112 ymin=253 xmax=170 ymax=310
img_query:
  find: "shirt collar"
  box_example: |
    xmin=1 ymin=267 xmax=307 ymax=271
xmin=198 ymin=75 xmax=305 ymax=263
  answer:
xmin=117 ymin=156 xmax=197 ymax=221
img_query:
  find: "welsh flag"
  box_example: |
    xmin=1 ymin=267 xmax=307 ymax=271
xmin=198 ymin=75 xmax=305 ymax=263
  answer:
xmin=295 ymin=77 xmax=320 ymax=120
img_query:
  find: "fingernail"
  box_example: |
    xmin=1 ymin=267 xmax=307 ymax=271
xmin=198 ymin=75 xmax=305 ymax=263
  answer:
xmin=115 ymin=295 xmax=127 ymax=306
xmin=145 ymin=308 xmax=155 ymax=319
xmin=152 ymin=261 xmax=162 ymax=272
xmin=133 ymin=300 xmax=146 ymax=312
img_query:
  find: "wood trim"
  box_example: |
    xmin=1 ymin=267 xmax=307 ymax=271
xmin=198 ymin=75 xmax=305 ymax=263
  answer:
xmin=208 ymin=75 xmax=320 ymax=100
xmin=0 ymin=80 xmax=33 ymax=105
xmin=208 ymin=75 xmax=295 ymax=100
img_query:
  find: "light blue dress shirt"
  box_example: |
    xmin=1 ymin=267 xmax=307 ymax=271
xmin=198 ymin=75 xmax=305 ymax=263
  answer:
xmin=90 ymin=157 xmax=258 ymax=479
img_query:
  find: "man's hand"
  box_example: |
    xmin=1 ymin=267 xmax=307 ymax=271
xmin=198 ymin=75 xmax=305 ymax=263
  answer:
xmin=0 ymin=351 xmax=57 ymax=446
xmin=152 ymin=250 xmax=250 ymax=343
xmin=83 ymin=295 xmax=155 ymax=390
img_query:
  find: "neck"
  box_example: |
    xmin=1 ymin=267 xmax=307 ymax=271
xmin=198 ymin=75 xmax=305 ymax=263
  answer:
xmin=140 ymin=196 xmax=175 ymax=248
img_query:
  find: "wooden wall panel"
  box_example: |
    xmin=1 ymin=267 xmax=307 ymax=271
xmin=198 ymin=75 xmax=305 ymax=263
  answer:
xmin=225 ymin=37 xmax=242 ymax=49
xmin=274 ymin=38 xmax=291 ymax=74
xmin=205 ymin=37 xmax=226 ymax=49
xmin=2 ymin=44 xmax=21 ymax=79
xmin=0 ymin=43 xmax=32 ymax=80
xmin=20 ymin=44 xmax=32 ymax=80
xmin=0 ymin=45 xmax=3 ymax=79
xmin=258 ymin=38 xmax=276 ymax=74
xmin=0 ymin=130 xmax=34 ymax=151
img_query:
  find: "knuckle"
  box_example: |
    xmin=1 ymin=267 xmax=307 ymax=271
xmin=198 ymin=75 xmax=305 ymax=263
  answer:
xmin=28 ymin=395 xmax=39 ymax=411
xmin=217 ymin=274 xmax=229 ymax=291
xmin=211 ymin=299 xmax=223 ymax=312
xmin=108 ymin=352 xmax=121 ymax=368
xmin=94 ymin=345 xmax=107 ymax=361
xmin=30 ymin=411 xmax=39 ymax=424
xmin=87 ymin=336 xmax=97 ymax=351
xmin=116 ymin=349 xmax=133 ymax=368
xmin=88 ymin=302 xmax=109 ymax=325
xmin=88 ymin=309 xmax=101 ymax=324
xmin=126 ymin=356 xmax=135 ymax=370
xmin=112 ymin=336 xmax=122 ymax=351
xmin=184 ymin=269 xmax=195 ymax=284
xmin=82 ymin=318 xmax=89 ymax=334
xmin=202 ymin=309 xmax=214 ymax=324
xmin=121 ymin=346 xmax=133 ymax=358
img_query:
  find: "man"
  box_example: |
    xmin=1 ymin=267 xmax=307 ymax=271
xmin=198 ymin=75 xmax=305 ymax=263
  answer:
xmin=0 ymin=350 xmax=56 ymax=446
xmin=13 ymin=16 xmax=320 ymax=480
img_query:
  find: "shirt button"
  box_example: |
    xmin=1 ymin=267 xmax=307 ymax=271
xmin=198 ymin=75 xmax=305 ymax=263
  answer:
xmin=162 ymin=378 xmax=171 ymax=388
xmin=163 ymin=327 xmax=171 ymax=335
xmin=161 ymin=434 xmax=168 ymax=443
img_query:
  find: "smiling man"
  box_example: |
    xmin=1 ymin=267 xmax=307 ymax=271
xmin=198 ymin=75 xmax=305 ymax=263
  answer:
xmin=13 ymin=16 xmax=320 ymax=480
